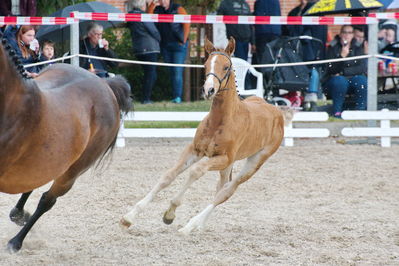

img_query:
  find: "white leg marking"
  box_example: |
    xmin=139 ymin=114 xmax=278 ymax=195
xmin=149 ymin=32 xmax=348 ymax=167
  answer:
xmin=178 ymin=204 xmax=215 ymax=235
xmin=122 ymin=150 xmax=201 ymax=227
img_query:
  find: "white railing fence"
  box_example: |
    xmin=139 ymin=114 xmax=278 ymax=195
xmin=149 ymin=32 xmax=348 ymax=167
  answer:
xmin=116 ymin=111 xmax=330 ymax=148
xmin=341 ymin=109 xmax=399 ymax=147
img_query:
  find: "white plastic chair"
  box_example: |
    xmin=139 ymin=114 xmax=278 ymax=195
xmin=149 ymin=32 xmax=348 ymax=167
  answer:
xmin=231 ymin=57 xmax=264 ymax=98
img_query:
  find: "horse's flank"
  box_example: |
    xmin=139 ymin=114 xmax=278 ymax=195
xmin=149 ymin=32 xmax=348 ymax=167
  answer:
xmin=0 ymin=46 xmax=130 ymax=194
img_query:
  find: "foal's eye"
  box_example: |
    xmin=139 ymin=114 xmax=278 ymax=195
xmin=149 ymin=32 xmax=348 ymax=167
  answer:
xmin=224 ymin=66 xmax=229 ymax=71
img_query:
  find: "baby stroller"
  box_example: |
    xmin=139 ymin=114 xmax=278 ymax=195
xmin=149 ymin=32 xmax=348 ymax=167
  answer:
xmin=259 ymin=35 xmax=324 ymax=110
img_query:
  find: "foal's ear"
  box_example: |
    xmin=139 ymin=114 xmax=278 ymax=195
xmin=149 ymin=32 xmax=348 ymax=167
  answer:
xmin=225 ymin=37 xmax=235 ymax=56
xmin=204 ymin=37 xmax=216 ymax=55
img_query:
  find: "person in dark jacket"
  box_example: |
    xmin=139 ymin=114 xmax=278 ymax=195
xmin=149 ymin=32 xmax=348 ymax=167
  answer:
xmin=148 ymin=0 xmax=190 ymax=103
xmin=3 ymin=25 xmax=40 ymax=77
xmin=283 ymin=0 xmax=327 ymax=61
xmin=283 ymin=0 xmax=328 ymax=102
xmin=253 ymin=0 xmax=281 ymax=64
xmin=80 ymin=22 xmax=118 ymax=78
xmin=217 ymin=0 xmax=254 ymax=61
xmin=127 ymin=0 xmax=161 ymax=104
xmin=324 ymin=25 xmax=367 ymax=118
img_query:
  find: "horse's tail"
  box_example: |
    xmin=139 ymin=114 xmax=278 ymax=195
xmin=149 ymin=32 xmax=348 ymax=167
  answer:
xmin=278 ymin=106 xmax=295 ymax=126
xmin=105 ymin=75 xmax=133 ymax=115
xmin=96 ymin=76 xmax=132 ymax=168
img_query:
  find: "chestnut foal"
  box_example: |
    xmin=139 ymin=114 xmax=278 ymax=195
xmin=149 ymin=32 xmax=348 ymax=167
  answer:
xmin=121 ymin=37 xmax=288 ymax=234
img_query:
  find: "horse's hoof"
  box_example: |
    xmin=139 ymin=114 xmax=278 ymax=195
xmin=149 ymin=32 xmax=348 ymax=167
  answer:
xmin=7 ymin=238 xmax=22 ymax=253
xmin=9 ymin=208 xmax=30 ymax=226
xmin=162 ymin=213 xmax=175 ymax=225
xmin=119 ymin=218 xmax=131 ymax=228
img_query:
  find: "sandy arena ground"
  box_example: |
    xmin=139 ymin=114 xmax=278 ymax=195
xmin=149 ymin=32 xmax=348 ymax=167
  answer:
xmin=1 ymin=137 xmax=399 ymax=265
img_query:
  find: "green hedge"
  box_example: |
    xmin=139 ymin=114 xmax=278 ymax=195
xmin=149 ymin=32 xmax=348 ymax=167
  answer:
xmin=104 ymin=28 xmax=173 ymax=102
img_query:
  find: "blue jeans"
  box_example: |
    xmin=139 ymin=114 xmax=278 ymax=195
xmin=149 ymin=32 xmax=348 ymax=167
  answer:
xmin=325 ymin=75 xmax=367 ymax=114
xmin=136 ymin=53 xmax=159 ymax=102
xmin=161 ymin=41 xmax=188 ymax=99
xmin=308 ymin=68 xmax=319 ymax=94
xmin=234 ymin=40 xmax=249 ymax=61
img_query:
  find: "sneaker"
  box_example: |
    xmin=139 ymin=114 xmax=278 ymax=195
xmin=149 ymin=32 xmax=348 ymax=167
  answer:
xmin=142 ymin=100 xmax=153 ymax=104
xmin=171 ymin=97 xmax=181 ymax=104
xmin=333 ymin=112 xmax=342 ymax=119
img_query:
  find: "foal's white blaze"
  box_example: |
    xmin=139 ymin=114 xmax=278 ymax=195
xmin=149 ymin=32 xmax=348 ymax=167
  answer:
xmin=203 ymin=55 xmax=219 ymax=94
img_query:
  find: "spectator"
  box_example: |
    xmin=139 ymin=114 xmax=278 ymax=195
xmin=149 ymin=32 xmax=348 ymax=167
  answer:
xmin=38 ymin=39 xmax=55 ymax=71
xmin=148 ymin=0 xmax=190 ymax=104
xmin=353 ymin=26 xmax=368 ymax=53
xmin=3 ymin=25 xmax=40 ymax=77
xmin=253 ymin=0 xmax=281 ymax=65
xmin=0 ymin=0 xmax=11 ymax=17
xmin=80 ymin=22 xmax=117 ymax=78
xmin=324 ymin=25 xmax=367 ymax=118
xmin=217 ymin=0 xmax=254 ymax=61
xmin=127 ymin=0 xmax=161 ymax=104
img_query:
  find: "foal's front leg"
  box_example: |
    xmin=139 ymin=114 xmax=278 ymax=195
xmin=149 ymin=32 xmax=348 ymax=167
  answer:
xmin=163 ymin=158 xmax=231 ymax=225
xmin=121 ymin=143 xmax=201 ymax=228
xmin=9 ymin=191 xmax=33 ymax=226
xmin=179 ymin=148 xmax=275 ymax=235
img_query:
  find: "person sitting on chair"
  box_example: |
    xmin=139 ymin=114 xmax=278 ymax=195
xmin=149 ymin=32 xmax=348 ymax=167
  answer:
xmin=324 ymin=25 xmax=367 ymax=118
xmin=80 ymin=22 xmax=118 ymax=78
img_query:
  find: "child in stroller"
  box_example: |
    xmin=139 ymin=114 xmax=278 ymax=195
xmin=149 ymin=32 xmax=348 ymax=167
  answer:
xmin=257 ymin=35 xmax=324 ymax=110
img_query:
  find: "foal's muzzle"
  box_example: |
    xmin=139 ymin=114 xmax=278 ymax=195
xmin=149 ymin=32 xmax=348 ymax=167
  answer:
xmin=202 ymin=86 xmax=216 ymax=99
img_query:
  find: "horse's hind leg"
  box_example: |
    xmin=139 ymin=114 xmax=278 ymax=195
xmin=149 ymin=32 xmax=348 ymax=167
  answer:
xmin=121 ymin=143 xmax=201 ymax=228
xmin=7 ymin=191 xmax=57 ymax=253
xmin=179 ymin=147 xmax=277 ymax=235
xmin=7 ymin=174 xmax=77 ymax=253
xmin=9 ymin=191 xmax=33 ymax=226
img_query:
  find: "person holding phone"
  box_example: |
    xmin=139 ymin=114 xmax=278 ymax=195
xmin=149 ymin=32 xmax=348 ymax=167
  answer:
xmin=79 ymin=22 xmax=118 ymax=78
xmin=3 ymin=25 xmax=40 ymax=77
xmin=323 ymin=25 xmax=367 ymax=118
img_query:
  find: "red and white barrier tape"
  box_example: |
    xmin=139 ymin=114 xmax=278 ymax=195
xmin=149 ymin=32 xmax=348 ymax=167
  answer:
xmin=369 ymin=12 xmax=399 ymax=19
xmin=71 ymin=12 xmax=378 ymax=25
xmin=5 ymin=13 xmax=399 ymax=26
xmin=0 ymin=16 xmax=78 ymax=25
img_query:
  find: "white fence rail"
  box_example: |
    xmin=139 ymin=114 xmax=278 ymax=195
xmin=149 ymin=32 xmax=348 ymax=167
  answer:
xmin=116 ymin=111 xmax=330 ymax=147
xmin=341 ymin=109 xmax=399 ymax=147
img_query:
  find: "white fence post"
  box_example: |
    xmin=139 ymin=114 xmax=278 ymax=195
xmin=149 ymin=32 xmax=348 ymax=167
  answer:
xmin=116 ymin=121 xmax=126 ymax=148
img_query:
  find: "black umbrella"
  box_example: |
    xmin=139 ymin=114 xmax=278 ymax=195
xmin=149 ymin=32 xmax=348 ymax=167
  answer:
xmin=36 ymin=1 xmax=122 ymax=42
xmin=303 ymin=0 xmax=384 ymax=16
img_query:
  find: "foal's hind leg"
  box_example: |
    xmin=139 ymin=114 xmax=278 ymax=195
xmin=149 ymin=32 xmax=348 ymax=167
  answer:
xmin=216 ymin=164 xmax=233 ymax=193
xmin=179 ymin=147 xmax=277 ymax=235
xmin=9 ymin=191 xmax=33 ymax=226
xmin=121 ymin=143 xmax=201 ymax=228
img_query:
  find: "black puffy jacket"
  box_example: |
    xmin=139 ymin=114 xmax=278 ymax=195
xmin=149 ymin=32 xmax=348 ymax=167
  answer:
xmin=326 ymin=36 xmax=367 ymax=78
xmin=127 ymin=8 xmax=161 ymax=55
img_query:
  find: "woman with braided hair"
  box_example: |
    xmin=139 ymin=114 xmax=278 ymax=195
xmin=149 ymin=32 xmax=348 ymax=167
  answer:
xmin=3 ymin=25 xmax=40 ymax=78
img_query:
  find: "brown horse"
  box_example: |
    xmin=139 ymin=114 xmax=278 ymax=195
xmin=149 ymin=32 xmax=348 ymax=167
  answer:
xmin=121 ymin=37 xmax=290 ymax=234
xmin=0 ymin=36 xmax=131 ymax=252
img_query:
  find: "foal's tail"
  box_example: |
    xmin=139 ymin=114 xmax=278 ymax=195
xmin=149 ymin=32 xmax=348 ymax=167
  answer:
xmin=278 ymin=106 xmax=295 ymax=126
xmin=105 ymin=75 xmax=133 ymax=115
